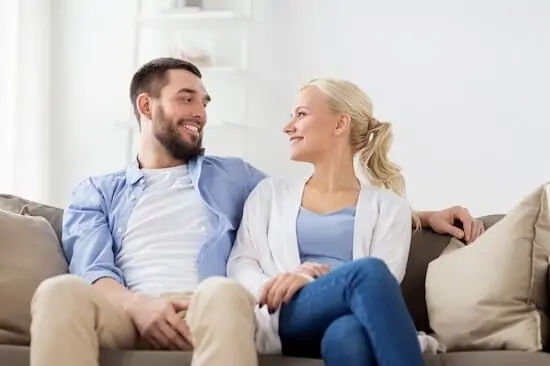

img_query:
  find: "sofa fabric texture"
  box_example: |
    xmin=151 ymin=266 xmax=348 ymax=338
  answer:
xmin=1 ymin=194 xmax=549 ymax=366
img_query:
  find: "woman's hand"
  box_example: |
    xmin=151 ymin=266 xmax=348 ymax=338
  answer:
xmin=295 ymin=261 xmax=331 ymax=278
xmin=259 ymin=273 xmax=311 ymax=313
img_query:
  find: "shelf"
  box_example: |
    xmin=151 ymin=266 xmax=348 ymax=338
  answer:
xmin=200 ymin=66 xmax=243 ymax=74
xmin=137 ymin=10 xmax=243 ymax=26
xmin=114 ymin=120 xmax=248 ymax=130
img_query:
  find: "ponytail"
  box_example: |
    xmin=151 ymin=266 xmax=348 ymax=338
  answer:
xmin=358 ymin=118 xmax=404 ymax=195
xmin=358 ymin=118 xmax=421 ymax=230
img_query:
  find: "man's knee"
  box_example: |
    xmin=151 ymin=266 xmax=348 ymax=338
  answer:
xmin=193 ymin=276 xmax=255 ymax=310
xmin=32 ymin=274 xmax=91 ymax=315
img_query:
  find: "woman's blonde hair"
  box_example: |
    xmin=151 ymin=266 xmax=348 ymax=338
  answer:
xmin=303 ymin=78 xmax=421 ymax=230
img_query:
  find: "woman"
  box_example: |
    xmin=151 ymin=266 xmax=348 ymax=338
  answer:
xmin=227 ymin=78 xmax=430 ymax=365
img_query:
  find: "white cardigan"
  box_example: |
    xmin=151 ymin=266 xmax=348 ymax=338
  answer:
xmin=227 ymin=176 xmax=418 ymax=354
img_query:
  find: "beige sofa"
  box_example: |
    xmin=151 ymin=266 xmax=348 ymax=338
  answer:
xmin=1 ymin=194 xmax=549 ymax=366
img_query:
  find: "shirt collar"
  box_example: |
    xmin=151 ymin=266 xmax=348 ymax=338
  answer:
xmin=125 ymin=154 xmax=204 ymax=186
xmin=125 ymin=157 xmax=143 ymax=185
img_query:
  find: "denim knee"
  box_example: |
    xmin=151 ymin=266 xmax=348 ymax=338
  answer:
xmin=321 ymin=315 xmax=373 ymax=365
xmin=350 ymin=257 xmax=392 ymax=279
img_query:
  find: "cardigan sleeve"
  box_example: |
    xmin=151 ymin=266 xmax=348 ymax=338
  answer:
xmin=227 ymin=180 xmax=272 ymax=301
xmin=368 ymin=193 xmax=413 ymax=284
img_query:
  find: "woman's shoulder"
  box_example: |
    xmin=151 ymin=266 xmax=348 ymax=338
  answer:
xmin=360 ymin=184 xmax=411 ymax=213
xmin=247 ymin=176 xmax=303 ymax=201
xmin=255 ymin=176 xmax=305 ymax=191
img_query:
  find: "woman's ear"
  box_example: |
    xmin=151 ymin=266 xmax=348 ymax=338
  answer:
xmin=335 ymin=114 xmax=351 ymax=136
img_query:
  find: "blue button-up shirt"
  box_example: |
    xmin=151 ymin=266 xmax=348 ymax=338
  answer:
xmin=61 ymin=155 xmax=267 ymax=286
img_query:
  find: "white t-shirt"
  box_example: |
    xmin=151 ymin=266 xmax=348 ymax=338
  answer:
xmin=115 ymin=164 xmax=211 ymax=296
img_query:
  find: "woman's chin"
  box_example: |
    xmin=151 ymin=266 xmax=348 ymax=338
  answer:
xmin=289 ymin=150 xmax=312 ymax=163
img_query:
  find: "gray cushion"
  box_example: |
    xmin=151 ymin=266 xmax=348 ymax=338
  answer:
xmin=0 ymin=195 xmax=63 ymax=242
xmin=1 ymin=346 xmax=550 ymax=366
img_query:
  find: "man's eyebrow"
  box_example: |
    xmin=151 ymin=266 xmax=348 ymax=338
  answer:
xmin=176 ymin=88 xmax=211 ymax=102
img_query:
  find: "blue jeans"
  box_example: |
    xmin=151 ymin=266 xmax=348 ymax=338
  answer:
xmin=278 ymin=257 xmax=424 ymax=366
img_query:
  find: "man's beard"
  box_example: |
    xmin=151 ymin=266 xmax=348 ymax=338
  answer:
xmin=153 ymin=106 xmax=204 ymax=161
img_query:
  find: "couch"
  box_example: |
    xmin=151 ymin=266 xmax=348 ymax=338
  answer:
xmin=1 ymin=194 xmax=549 ymax=366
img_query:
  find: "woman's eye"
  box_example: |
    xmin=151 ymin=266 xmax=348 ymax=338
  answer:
xmin=297 ymin=112 xmax=306 ymax=118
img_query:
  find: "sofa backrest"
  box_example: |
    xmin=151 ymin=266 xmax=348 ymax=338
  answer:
xmin=0 ymin=194 xmax=508 ymax=335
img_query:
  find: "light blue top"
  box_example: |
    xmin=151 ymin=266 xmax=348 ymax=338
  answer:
xmin=296 ymin=206 xmax=356 ymax=268
xmin=61 ymin=154 xmax=266 ymax=286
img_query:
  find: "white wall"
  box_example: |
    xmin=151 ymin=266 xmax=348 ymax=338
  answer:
xmin=49 ymin=0 xmax=550 ymax=217
xmin=49 ymin=0 xmax=136 ymax=205
xmin=0 ymin=0 xmax=18 ymax=194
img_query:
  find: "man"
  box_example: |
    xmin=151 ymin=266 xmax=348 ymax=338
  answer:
xmin=30 ymin=57 xmax=484 ymax=366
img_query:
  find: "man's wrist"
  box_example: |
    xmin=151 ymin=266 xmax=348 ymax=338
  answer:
xmin=416 ymin=211 xmax=434 ymax=228
xmin=122 ymin=292 xmax=147 ymax=315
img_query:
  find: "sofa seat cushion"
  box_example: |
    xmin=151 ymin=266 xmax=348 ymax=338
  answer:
xmin=424 ymin=350 xmax=550 ymax=366
xmin=1 ymin=346 xmax=549 ymax=366
xmin=0 ymin=210 xmax=68 ymax=345
xmin=426 ymin=183 xmax=550 ymax=351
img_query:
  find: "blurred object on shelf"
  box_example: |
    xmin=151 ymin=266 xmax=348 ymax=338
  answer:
xmin=171 ymin=0 xmax=202 ymax=10
xmin=172 ymin=42 xmax=213 ymax=67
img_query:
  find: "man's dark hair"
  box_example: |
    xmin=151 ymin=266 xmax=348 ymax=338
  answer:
xmin=129 ymin=57 xmax=202 ymax=125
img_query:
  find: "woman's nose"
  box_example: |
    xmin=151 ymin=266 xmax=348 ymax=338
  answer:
xmin=283 ymin=119 xmax=296 ymax=134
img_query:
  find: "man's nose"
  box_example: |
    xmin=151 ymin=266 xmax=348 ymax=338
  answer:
xmin=192 ymin=105 xmax=206 ymax=123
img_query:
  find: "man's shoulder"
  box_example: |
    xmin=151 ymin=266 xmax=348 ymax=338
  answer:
xmin=75 ymin=169 xmax=127 ymax=191
xmin=69 ymin=169 xmax=128 ymax=208
xmin=201 ymin=155 xmax=267 ymax=185
xmin=202 ymin=155 xmax=251 ymax=170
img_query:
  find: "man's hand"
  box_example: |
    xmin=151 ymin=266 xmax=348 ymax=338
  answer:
xmin=126 ymin=296 xmax=192 ymax=350
xmin=259 ymin=273 xmax=311 ymax=313
xmin=426 ymin=206 xmax=485 ymax=244
xmin=295 ymin=262 xmax=331 ymax=278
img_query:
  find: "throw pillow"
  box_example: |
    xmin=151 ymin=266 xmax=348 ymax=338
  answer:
xmin=0 ymin=194 xmax=64 ymax=242
xmin=425 ymin=183 xmax=550 ymax=351
xmin=401 ymin=214 xmax=504 ymax=334
xmin=0 ymin=209 xmax=68 ymax=345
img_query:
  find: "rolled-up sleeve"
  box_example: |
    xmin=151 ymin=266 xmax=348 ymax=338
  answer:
xmin=62 ymin=178 xmax=124 ymax=285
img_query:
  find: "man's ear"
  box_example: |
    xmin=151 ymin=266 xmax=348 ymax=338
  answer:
xmin=137 ymin=94 xmax=152 ymax=120
xmin=335 ymin=114 xmax=351 ymax=136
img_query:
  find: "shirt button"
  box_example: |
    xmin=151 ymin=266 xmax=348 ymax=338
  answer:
xmin=117 ymin=228 xmax=122 ymax=233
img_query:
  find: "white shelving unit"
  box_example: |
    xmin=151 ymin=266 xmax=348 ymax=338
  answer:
xmin=121 ymin=0 xmax=253 ymax=162
xmin=137 ymin=10 xmax=242 ymax=24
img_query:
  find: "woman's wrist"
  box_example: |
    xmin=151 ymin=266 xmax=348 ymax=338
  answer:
xmin=294 ymin=272 xmax=315 ymax=282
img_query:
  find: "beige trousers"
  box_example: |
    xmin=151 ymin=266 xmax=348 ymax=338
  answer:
xmin=29 ymin=275 xmax=258 ymax=366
